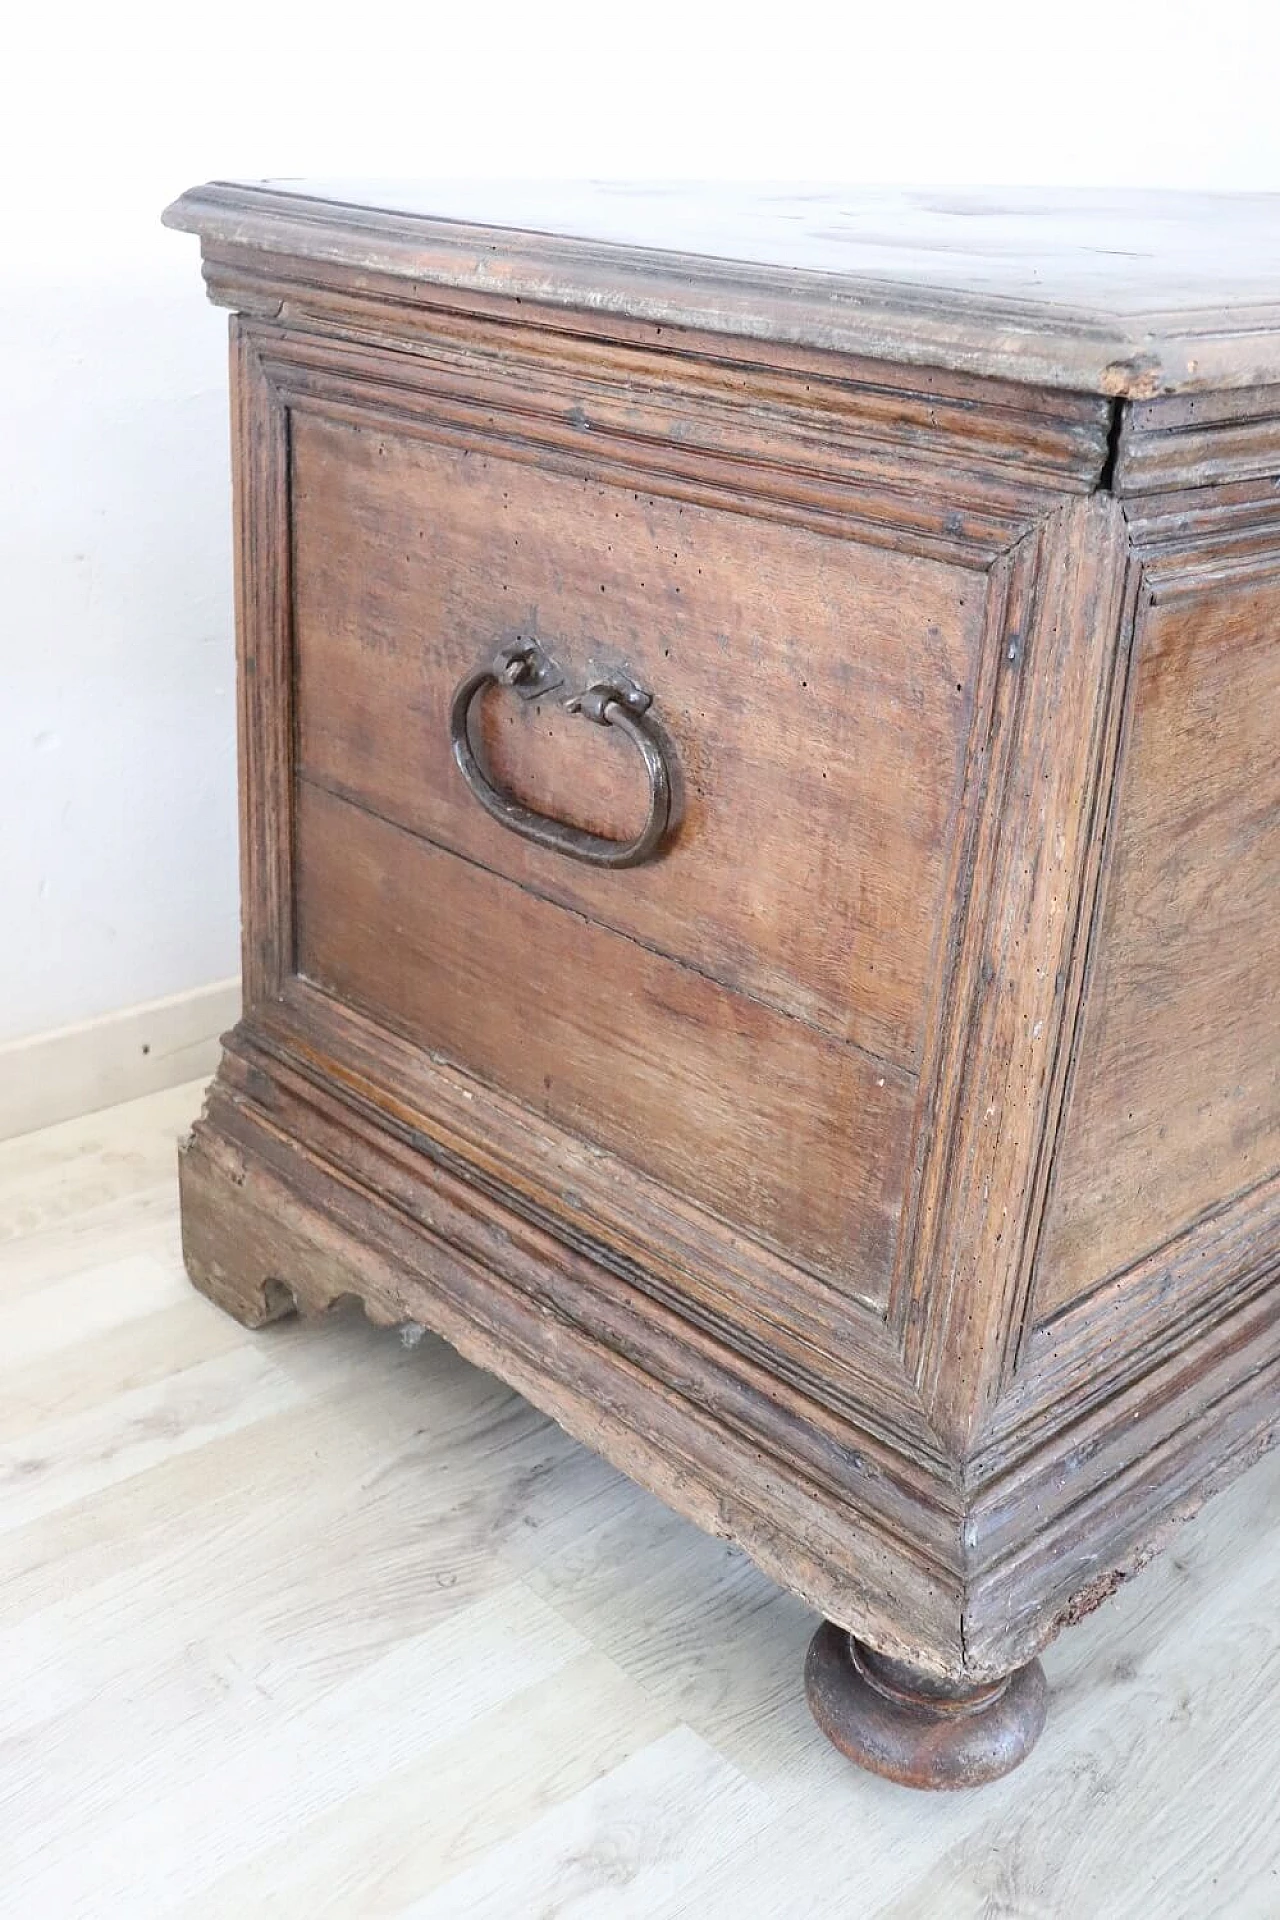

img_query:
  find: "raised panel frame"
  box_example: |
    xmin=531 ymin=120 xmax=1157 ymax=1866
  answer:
xmin=981 ymin=477 xmax=1280 ymax=1464
xmin=223 ymin=315 xmax=1114 ymax=1408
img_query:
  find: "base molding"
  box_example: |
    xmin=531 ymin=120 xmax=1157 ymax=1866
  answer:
xmin=0 ymin=979 xmax=241 ymax=1142
xmin=181 ymin=1028 xmax=1280 ymax=1687
xmin=180 ymin=1054 xmax=970 ymax=1679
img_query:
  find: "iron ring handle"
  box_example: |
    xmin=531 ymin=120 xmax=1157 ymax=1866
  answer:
xmin=449 ymin=644 xmax=673 ymax=869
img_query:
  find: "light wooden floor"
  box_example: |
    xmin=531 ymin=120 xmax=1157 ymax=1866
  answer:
xmin=1 ymin=1080 xmax=1277 ymax=1919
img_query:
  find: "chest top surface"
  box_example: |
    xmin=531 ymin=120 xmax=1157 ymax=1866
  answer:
xmin=165 ymin=180 xmax=1280 ymax=398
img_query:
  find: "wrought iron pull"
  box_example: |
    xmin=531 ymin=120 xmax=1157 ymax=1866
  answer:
xmin=449 ymin=641 xmax=673 ymax=869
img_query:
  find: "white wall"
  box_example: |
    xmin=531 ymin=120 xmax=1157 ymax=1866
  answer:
xmin=3 ymin=0 xmax=1279 ymax=1044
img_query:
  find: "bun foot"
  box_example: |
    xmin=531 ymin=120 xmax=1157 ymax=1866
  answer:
xmin=804 ymin=1621 xmax=1047 ymax=1790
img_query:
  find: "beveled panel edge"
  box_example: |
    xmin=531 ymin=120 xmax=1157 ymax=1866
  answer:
xmin=246 ymin=315 xmax=1077 ymax=571
xmin=961 ymin=1279 xmax=1279 ymax=1674
xmin=900 ymin=495 xmax=1134 ymax=1454
xmin=986 ymin=1171 xmax=1280 ymax=1474
xmin=230 ymin=323 xmax=294 ymax=1006
xmin=886 ymin=534 xmax=1025 ymax=1341
xmin=1007 ymin=557 xmax=1152 ymax=1360
xmin=165 ymin=182 xmax=1280 ymax=399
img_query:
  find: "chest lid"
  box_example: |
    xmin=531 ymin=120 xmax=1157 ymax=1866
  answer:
xmin=165 ymin=180 xmax=1280 ymax=398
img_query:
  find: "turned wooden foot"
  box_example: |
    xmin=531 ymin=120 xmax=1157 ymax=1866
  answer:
xmin=804 ymin=1621 xmax=1047 ymax=1790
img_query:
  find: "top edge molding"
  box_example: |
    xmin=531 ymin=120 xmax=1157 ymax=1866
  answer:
xmin=164 ymin=180 xmax=1280 ymax=400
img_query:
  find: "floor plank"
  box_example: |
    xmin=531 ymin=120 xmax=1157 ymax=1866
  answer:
xmin=397 ymin=1726 xmax=772 ymax=1920
xmin=0 ymin=1078 xmax=1276 ymax=1919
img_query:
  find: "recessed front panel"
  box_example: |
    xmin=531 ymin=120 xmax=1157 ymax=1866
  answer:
xmin=291 ymin=409 xmax=984 ymax=1070
xmin=286 ymin=394 xmax=986 ymax=1306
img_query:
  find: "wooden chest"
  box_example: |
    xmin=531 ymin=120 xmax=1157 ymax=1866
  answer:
xmin=166 ymin=183 xmax=1280 ymax=1789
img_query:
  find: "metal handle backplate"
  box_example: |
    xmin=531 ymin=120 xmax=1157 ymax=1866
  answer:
xmin=449 ymin=641 xmax=673 ymax=869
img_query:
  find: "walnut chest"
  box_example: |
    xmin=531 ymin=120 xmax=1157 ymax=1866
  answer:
xmin=166 ymin=183 xmax=1280 ymax=1789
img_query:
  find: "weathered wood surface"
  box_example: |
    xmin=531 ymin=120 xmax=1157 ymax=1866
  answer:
xmin=165 ymin=187 xmax=1280 ymax=1780
xmin=1035 ymin=567 xmax=1280 ymax=1320
xmin=290 ymin=403 xmax=984 ymax=1070
xmin=164 ymin=181 xmax=1280 ymax=397
xmin=293 ymin=779 xmax=913 ymax=1297
xmin=899 ymin=495 xmax=1134 ymax=1454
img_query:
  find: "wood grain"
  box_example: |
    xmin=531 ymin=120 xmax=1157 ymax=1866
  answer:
xmin=230 ymin=322 xmax=293 ymax=1005
xmin=262 ymin=318 xmax=1105 ymax=545
xmin=290 ymin=404 xmax=985 ymax=1069
xmin=1035 ymin=565 xmax=1280 ymax=1319
xmin=903 ymin=495 xmax=1133 ymax=1451
xmin=293 ymin=779 xmax=913 ymax=1304
xmin=257 ymin=981 xmax=936 ymax=1449
xmin=1116 ymin=383 xmax=1280 ymax=493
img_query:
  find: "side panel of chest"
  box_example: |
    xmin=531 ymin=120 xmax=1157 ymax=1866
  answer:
xmin=1034 ymin=565 xmax=1280 ymax=1323
xmin=962 ymin=441 xmax=1280 ymax=1657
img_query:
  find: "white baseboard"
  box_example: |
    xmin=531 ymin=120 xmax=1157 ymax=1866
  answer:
xmin=0 ymin=979 xmax=241 ymax=1142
